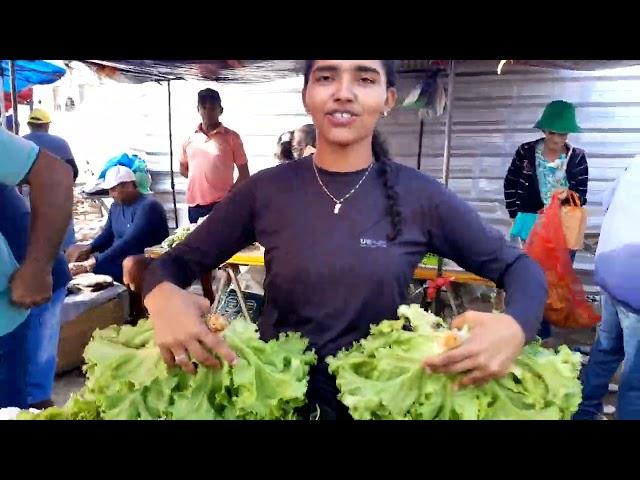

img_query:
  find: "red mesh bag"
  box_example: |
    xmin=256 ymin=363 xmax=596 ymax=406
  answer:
xmin=525 ymin=193 xmax=601 ymax=329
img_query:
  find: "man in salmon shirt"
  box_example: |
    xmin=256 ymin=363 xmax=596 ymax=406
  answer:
xmin=180 ymin=88 xmax=250 ymax=224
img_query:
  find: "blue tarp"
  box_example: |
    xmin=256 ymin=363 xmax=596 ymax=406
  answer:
xmin=1 ymin=60 xmax=66 ymax=92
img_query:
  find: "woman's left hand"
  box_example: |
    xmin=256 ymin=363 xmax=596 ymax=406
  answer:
xmin=423 ymin=311 xmax=525 ymax=387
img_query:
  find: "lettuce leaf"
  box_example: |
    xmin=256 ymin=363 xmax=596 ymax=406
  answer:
xmin=20 ymin=318 xmax=316 ymax=420
xmin=327 ymin=304 xmax=582 ymax=420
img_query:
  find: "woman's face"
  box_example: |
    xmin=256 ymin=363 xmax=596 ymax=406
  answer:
xmin=303 ymin=60 xmax=396 ymax=148
xmin=543 ymin=130 xmax=568 ymax=151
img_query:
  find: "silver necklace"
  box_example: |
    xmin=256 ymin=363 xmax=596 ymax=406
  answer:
xmin=312 ymin=159 xmax=375 ymax=214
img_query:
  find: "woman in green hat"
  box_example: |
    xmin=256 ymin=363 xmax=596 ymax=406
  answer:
xmin=503 ymin=100 xmax=589 ymax=338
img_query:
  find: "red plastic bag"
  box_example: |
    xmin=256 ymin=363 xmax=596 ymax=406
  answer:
xmin=525 ymin=193 xmax=601 ymax=329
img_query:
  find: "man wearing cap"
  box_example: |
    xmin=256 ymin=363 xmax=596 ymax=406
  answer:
xmin=23 ymin=108 xmax=79 ymax=250
xmin=0 ymin=128 xmax=73 ymax=408
xmin=180 ymin=88 xmax=250 ymax=224
xmin=67 ymin=166 xmax=169 ymax=284
xmin=24 ymin=108 xmax=79 ymax=181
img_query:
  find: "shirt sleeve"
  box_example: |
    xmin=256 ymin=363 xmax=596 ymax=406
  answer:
xmin=0 ymin=128 xmax=39 ymax=185
xmin=142 ymin=176 xmax=257 ymax=298
xmin=91 ymin=210 xmax=114 ymax=253
xmin=567 ymin=150 xmax=589 ymax=206
xmin=504 ymin=145 xmax=525 ymax=219
xmin=179 ymin=139 xmax=189 ymax=169
xmin=422 ymin=179 xmax=547 ymax=341
xmin=232 ymin=133 xmax=248 ymax=167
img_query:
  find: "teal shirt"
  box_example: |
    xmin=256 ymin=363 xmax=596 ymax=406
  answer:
xmin=0 ymin=127 xmax=39 ymax=185
xmin=510 ymin=141 xmax=569 ymax=241
xmin=535 ymin=140 xmax=569 ymax=206
xmin=0 ymin=128 xmax=39 ymax=335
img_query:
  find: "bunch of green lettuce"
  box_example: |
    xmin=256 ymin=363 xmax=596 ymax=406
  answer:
xmin=326 ymin=304 xmax=582 ymax=420
xmin=161 ymin=225 xmax=193 ymax=249
xmin=18 ymin=318 xmax=316 ymax=420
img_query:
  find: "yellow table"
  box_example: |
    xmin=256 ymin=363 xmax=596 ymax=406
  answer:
xmin=145 ymin=244 xmax=265 ymax=265
xmin=145 ymin=244 xmax=265 ymax=321
xmin=224 ymin=247 xmax=494 ymax=287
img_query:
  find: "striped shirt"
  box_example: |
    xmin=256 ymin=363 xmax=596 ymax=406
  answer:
xmin=504 ymin=139 xmax=588 ymax=219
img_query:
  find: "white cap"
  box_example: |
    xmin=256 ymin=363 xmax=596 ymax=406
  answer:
xmin=102 ymin=166 xmax=136 ymax=190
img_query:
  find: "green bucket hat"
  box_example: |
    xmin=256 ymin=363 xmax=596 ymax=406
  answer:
xmin=534 ymin=100 xmax=582 ymax=134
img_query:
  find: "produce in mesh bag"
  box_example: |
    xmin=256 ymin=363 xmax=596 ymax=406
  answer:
xmin=18 ymin=317 xmax=316 ymax=420
xmin=525 ymin=193 xmax=600 ymax=328
xmin=327 ymin=304 xmax=582 ymax=420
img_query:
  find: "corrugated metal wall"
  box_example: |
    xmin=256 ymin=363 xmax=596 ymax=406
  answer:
xmin=131 ymin=61 xmax=640 ymax=291
xmin=380 ymin=60 xmax=640 ymax=291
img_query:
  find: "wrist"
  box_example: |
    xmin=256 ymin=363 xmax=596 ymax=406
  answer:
xmin=507 ymin=315 xmax=526 ymax=346
xmin=20 ymin=256 xmax=53 ymax=273
xmin=144 ymin=281 xmax=178 ymax=310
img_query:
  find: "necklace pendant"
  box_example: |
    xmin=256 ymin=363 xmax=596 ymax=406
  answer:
xmin=334 ymin=203 xmax=342 ymax=214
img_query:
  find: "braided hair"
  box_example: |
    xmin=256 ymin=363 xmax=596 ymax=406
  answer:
xmin=303 ymin=60 xmax=402 ymax=242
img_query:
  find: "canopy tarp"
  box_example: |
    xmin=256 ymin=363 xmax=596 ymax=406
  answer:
xmin=1 ymin=60 xmax=66 ymax=92
xmin=81 ymin=60 xmax=299 ymax=84
xmin=78 ymin=59 xmax=640 ymax=86
xmin=513 ymin=60 xmax=640 ymax=71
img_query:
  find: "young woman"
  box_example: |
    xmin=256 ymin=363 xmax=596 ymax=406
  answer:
xmin=142 ymin=60 xmax=547 ymax=419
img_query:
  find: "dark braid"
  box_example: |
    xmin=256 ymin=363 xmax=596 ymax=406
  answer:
xmin=372 ymin=130 xmax=402 ymax=241
xmin=303 ymin=60 xmax=402 ymax=242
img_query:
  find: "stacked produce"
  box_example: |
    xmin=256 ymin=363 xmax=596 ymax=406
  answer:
xmin=161 ymin=217 xmax=206 ymax=249
xmin=327 ymin=304 xmax=582 ymax=420
xmin=18 ymin=317 xmax=316 ymax=420
xmin=161 ymin=226 xmax=193 ymax=249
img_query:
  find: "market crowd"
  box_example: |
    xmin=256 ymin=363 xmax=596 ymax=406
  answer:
xmin=1 ymin=61 xmax=638 ymax=420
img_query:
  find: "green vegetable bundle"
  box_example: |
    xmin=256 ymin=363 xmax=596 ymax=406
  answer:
xmin=19 ymin=318 xmax=316 ymax=420
xmin=327 ymin=304 xmax=582 ymax=420
xmin=161 ymin=225 xmax=194 ymax=249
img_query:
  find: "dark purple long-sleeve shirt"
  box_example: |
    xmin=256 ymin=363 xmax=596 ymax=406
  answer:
xmin=143 ymin=157 xmax=547 ymax=358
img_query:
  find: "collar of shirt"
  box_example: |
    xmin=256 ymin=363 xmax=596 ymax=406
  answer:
xmin=195 ymin=123 xmax=228 ymax=141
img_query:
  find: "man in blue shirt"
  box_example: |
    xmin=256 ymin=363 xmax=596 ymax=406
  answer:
xmin=23 ymin=108 xmax=78 ymax=250
xmin=68 ymin=166 xmax=169 ymax=284
xmin=0 ymin=128 xmax=73 ymax=408
xmin=0 ymin=186 xmax=70 ymax=409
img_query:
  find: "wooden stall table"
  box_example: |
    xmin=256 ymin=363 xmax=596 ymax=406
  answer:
xmin=57 ymin=285 xmax=130 ymax=373
xmin=413 ymin=265 xmax=495 ymax=287
xmin=144 ymin=244 xmax=266 ymax=314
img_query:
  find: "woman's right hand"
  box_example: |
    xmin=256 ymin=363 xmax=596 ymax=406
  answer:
xmin=144 ymin=282 xmax=238 ymax=374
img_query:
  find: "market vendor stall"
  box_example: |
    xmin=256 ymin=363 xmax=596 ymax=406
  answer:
xmin=57 ymin=281 xmax=129 ymax=373
xmin=145 ymin=242 xmax=494 ymax=323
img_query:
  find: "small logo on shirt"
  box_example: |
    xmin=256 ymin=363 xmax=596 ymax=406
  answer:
xmin=360 ymin=238 xmax=388 ymax=249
